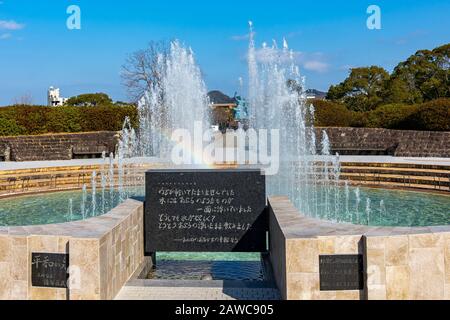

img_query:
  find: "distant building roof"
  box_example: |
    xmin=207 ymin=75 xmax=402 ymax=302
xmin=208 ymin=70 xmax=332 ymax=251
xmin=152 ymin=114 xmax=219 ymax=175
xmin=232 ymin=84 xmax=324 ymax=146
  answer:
xmin=208 ymin=90 xmax=236 ymax=104
xmin=306 ymin=89 xmax=327 ymax=99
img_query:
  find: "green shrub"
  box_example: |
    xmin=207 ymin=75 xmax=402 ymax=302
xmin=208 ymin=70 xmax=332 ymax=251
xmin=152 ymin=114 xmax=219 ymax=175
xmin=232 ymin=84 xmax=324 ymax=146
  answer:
xmin=311 ymin=99 xmax=353 ymax=127
xmin=0 ymin=117 xmax=25 ymax=136
xmin=45 ymin=106 xmax=83 ymax=133
xmin=407 ymin=98 xmax=450 ymax=131
xmin=366 ymin=103 xmax=418 ymax=129
xmin=65 ymin=93 xmax=113 ymax=107
xmin=11 ymin=105 xmax=50 ymax=135
xmin=0 ymin=104 xmax=138 ymax=136
xmin=349 ymin=111 xmax=368 ymax=127
xmin=79 ymin=105 xmax=138 ymax=132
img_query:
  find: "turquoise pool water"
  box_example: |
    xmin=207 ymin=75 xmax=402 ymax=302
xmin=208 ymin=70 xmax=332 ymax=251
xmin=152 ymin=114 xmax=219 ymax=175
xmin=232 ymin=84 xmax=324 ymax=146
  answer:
xmin=147 ymin=252 xmax=265 ymax=281
xmin=304 ymin=186 xmax=450 ymax=227
xmin=0 ymin=186 xmax=449 ymax=227
xmin=0 ymin=188 xmax=142 ymax=227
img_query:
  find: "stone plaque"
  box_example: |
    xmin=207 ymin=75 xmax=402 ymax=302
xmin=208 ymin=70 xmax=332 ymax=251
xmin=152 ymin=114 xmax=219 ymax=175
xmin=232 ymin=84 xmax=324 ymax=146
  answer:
xmin=31 ymin=253 xmax=69 ymax=288
xmin=145 ymin=168 xmax=267 ymax=253
xmin=319 ymin=254 xmax=364 ymax=291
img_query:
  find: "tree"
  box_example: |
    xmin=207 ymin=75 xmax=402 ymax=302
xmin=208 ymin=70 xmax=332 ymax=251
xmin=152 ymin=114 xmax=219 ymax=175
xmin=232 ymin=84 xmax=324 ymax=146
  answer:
xmin=12 ymin=93 xmax=33 ymax=106
xmin=65 ymin=93 xmax=113 ymax=107
xmin=386 ymin=43 xmax=450 ymax=104
xmin=212 ymin=107 xmax=234 ymax=130
xmin=121 ymin=40 xmax=170 ymax=103
xmin=327 ymin=66 xmax=390 ymax=112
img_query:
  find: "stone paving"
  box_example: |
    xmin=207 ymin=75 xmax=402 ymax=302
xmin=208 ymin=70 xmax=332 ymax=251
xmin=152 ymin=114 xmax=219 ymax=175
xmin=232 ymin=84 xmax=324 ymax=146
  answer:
xmin=115 ymin=285 xmax=281 ymax=300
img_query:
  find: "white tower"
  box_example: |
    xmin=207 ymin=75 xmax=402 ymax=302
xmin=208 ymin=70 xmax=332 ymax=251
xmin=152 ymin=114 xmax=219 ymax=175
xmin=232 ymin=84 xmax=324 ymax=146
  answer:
xmin=47 ymin=86 xmax=68 ymax=106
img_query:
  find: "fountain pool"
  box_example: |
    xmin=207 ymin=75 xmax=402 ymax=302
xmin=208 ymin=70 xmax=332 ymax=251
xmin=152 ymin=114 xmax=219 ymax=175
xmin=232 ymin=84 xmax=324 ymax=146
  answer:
xmin=1 ymin=185 xmax=448 ymax=227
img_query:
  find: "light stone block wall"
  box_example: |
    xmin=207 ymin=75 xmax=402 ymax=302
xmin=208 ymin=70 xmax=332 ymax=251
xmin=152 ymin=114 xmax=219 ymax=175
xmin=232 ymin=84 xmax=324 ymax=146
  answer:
xmin=365 ymin=232 xmax=450 ymax=300
xmin=268 ymin=196 xmax=450 ymax=300
xmin=0 ymin=199 xmax=144 ymax=300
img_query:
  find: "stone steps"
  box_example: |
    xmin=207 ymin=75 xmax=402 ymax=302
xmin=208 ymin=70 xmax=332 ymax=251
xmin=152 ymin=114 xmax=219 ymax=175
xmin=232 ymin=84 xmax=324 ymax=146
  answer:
xmin=341 ymin=166 xmax=450 ymax=175
xmin=338 ymin=162 xmax=450 ymax=191
xmin=1 ymin=160 xmax=449 ymax=197
xmin=115 ymin=282 xmax=281 ymax=301
xmin=341 ymin=172 xmax=450 ymax=184
xmin=341 ymin=162 xmax=450 ymax=171
xmin=345 ymin=179 xmax=450 ymax=192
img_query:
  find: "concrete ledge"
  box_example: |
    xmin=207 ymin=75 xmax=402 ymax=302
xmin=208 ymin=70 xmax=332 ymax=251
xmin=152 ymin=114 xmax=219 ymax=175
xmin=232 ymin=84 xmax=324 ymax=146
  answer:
xmin=0 ymin=199 xmax=144 ymax=300
xmin=268 ymin=196 xmax=450 ymax=300
xmin=0 ymin=131 xmax=119 ymax=162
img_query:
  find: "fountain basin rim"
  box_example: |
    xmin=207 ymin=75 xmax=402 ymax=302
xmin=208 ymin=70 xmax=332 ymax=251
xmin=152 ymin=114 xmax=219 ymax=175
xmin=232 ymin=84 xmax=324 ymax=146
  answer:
xmin=0 ymin=198 xmax=144 ymax=237
xmin=269 ymin=196 xmax=450 ymax=237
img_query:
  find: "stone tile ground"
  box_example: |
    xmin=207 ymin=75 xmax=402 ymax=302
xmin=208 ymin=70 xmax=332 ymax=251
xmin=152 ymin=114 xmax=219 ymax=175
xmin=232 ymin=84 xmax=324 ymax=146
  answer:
xmin=115 ymin=283 xmax=281 ymax=300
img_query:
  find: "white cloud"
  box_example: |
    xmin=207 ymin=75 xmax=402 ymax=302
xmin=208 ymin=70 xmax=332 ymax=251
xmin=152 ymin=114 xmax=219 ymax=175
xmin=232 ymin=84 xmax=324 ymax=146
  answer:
xmin=378 ymin=30 xmax=429 ymax=46
xmin=286 ymin=30 xmax=303 ymax=39
xmin=303 ymin=60 xmax=329 ymax=73
xmin=252 ymin=46 xmax=330 ymax=73
xmin=339 ymin=64 xmax=354 ymax=71
xmin=0 ymin=20 xmax=25 ymax=30
xmin=0 ymin=33 xmax=12 ymax=40
xmin=231 ymin=33 xmax=252 ymax=41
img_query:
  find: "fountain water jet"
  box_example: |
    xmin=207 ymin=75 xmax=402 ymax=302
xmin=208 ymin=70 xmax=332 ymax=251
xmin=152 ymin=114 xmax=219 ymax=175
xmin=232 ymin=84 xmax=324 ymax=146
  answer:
xmin=245 ymin=22 xmax=341 ymax=220
xmin=129 ymin=40 xmax=211 ymax=161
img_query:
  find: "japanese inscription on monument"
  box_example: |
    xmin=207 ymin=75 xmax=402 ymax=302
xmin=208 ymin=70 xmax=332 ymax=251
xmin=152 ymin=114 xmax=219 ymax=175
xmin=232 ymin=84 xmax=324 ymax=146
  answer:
xmin=31 ymin=252 xmax=69 ymax=288
xmin=145 ymin=168 xmax=267 ymax=253
xmin=319 ymin=254 xmax=364 ymax=291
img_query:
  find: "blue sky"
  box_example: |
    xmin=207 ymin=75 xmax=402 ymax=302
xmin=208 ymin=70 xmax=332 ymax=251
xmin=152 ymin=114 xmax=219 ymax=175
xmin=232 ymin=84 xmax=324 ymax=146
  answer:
xmin=0 ymin=0 xmax=449 ymax=105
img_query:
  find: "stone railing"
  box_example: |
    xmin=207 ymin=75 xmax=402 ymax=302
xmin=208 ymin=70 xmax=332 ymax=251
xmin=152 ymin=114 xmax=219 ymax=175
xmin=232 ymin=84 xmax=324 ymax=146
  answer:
xmin=318 ymin=127 xmax=450 ymax=157
xmin=0 ymin=128 xmax=449 ymax=162
xmin=0 ymin=131 xmax=119 ymax=162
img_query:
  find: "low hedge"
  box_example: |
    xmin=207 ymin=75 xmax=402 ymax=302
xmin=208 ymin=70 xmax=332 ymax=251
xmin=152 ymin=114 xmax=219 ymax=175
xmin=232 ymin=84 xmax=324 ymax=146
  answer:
xmin=365 ymin=103 xmax=419 ymax=129
xmin=312 ymin=98 xmax=450 ymax=131
xmin=1 ymin=98 xmax=448 ymax=137
xmin=407 ymin=98 xmax=450 ymax=131
xmin=0 ymin=105 xmax=138 ymax=136
xmin=311 ymin=99 xmax=353 ymax=127
xmin=0 ymin=117 xmax=25 ymax=136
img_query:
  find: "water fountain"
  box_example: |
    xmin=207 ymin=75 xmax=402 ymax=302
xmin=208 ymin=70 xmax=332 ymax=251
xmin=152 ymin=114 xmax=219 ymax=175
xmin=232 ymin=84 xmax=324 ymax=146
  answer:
xmin=1 ymin=25 xmax=448 ymax=229
xmin=129 ymin=40 xmax=211 ymax=160
xmin=56 ymin=23 xmax=447 ymax=228
xmin=81 ymin=184 xmax=87 ymax=220
xmin=91 ymin=171 xmax=97 ymax=217
xmin=245 ymin=22 xmax=341 ymax=220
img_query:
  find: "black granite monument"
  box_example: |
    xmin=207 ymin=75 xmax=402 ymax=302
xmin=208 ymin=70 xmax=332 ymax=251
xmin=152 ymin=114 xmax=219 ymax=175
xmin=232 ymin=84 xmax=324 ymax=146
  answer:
xmin=145 ymin=168 xmax=267 ymax=254
xmin=31 ymin=252 xmax=69 ymax=289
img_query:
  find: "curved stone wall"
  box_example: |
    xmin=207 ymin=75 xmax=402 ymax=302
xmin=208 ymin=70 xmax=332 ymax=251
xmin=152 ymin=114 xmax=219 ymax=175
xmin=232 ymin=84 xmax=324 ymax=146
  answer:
xmin=0 ymin=131 xmax=118 ymax=162
xmin=318 ymin=128 xmax=450 ymax=158
xmin=0 ymin=189 xmax=448 ymax=300
xmin=0 ymin=199 xmax=144 ymax=300
xmin=0 ymin=164 xmax=154 ymax=198
xmin=1 ymin=128 xmax=449 ymax=163
xmin=2 ymin=159 xmax=448 ymax=199
xmin=268 ymin=196 xmax=450 ymax=300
